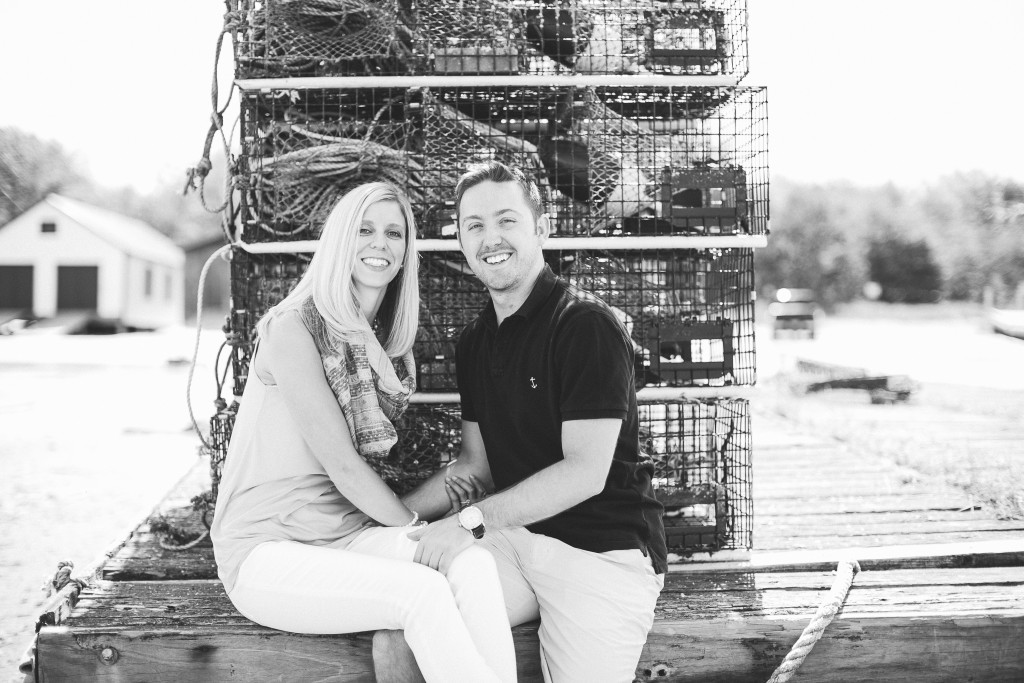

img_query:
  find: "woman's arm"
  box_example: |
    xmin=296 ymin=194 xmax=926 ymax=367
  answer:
xmin=400 ymin=420 xmax=494 ymax=521
xmin=262 ymin=310 xmax=418 ymax=526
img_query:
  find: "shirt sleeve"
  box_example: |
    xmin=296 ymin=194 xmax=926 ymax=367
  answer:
xmin=456 ymin=325 xmax=478 ymax=422
xmin=555 ymin=306 xmax=634 ymax=422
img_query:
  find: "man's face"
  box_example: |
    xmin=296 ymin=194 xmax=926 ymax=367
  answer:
xmin=457 ymin=180 xmax=549 ymax=293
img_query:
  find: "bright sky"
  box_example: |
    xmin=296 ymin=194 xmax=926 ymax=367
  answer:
xmin=1 ymin=1 xmax=1022 ymax=191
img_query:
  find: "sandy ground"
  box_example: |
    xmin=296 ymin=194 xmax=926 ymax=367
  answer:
xmin=0 ymin=325 xmax=222 ymax=682
xmin=0 ymin=305 xmax=1021 ymax=681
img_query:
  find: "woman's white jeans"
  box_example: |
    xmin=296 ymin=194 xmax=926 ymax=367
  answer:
xmin=228 ymin=526 xmax=516 ymax=683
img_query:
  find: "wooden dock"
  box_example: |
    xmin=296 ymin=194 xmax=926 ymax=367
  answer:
xmin=25 ymin=395 xmax=1024 ymax=682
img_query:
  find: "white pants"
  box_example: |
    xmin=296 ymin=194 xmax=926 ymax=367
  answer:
xmin=482 ymin=528 xmax=665 ymax=683
xmin=228 ymin=526 xmax=516 ymax=683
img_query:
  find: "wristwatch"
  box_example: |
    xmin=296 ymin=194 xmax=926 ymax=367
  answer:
xmin=457 ymin=505 xmax=486 ymax=539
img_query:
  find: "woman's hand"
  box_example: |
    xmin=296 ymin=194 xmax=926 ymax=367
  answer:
xmin=444 ymin=473 xmax=488 ymax=516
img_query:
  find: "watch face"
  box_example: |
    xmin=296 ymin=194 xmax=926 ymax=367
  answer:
xmin=460 ymin=505 xmax=483 ymax=529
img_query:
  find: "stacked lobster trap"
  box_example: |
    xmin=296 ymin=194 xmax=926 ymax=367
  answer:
xmin=207 ymin=0 xmax=765 ymax=558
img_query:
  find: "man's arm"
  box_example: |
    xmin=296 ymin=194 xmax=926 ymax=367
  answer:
xmin=409 ymin=417 xmax=619 ymax=571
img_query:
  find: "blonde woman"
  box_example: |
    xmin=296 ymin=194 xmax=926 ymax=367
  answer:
xmin=211 ymin=182 xmax=515 ymax=683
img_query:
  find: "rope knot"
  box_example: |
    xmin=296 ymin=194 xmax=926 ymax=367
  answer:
xmin=222 ymin=9 xmax=247 ymax=32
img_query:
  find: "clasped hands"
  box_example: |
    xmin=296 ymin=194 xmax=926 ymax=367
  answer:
xmin=408 ymin=471 xmax=487 ymax=574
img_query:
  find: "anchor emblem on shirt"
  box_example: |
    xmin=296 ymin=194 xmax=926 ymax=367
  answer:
xmin=529 ymin=377 xmax=537 ymax=389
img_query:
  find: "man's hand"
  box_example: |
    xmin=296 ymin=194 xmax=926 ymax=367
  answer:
xmin=408 ymin=516 xmax=474 ymax=574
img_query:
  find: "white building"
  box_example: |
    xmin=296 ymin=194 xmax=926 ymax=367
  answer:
xmin=0 ymin=194 xmax=185 ymax=329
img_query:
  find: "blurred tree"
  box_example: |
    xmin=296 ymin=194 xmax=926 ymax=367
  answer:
xmin=0 ymin=127 xmax=86 ymax=224
xmin=866 ymin=235 xmax=942 ymax=303
xmin=0 ymin=127 xmax=224 ymax=244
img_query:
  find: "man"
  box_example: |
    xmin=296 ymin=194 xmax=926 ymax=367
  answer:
xmin=383 ymin=161 xmax=666 ymax=682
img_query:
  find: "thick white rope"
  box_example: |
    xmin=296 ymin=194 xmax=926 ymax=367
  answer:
xmin=766 ymin=560 xmax=862 ymax=683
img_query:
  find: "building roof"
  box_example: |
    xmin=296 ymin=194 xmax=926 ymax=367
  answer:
xmin=44 ymin=194 xmax=184 ymax=267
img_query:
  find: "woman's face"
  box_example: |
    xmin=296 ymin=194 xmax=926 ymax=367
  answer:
xmin=352 ymin=199 xmax=407 ymax=294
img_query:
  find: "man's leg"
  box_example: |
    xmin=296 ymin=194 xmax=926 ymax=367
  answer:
xmin=525 ymin=535 xmax=664 ymax=683
xmin=372 ymin=529 xmax=537 ymax=683
xmin=373 ymin=631 xmax=425 ymax=683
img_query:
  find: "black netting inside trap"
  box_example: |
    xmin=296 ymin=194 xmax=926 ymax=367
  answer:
xmin=228 ymin=0 xmax=747 ymax=78
xmin=640 ymin=398 xmax=751 ymax=553
xmin=237 ymin=85 xmax=768 ymax=241
xmin=516 ymin=0 xmax=748 ymax=77
xmin=387 ymin=402 xmax=461 ymax=495
xmin=231 ymin=0 xmax=408 ymax=76
xmin=239 ymin=88 xmax=417 ymax=242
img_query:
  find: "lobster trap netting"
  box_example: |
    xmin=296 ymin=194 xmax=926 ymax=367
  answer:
xmin=236 ymin=85 xmax=767 ymax=241
xmin=238 ymin=88 xmax=420 ymax=242
xmin=641 ymin=397 xmax=751 ymax=553
xmin=228 ymin=0 xmax=747 ymax=77
xmin=225 ymin=246 xmax=752 ymax=396
xmin=230 ymin=0 xmax=407 ymax=77
xmin=516 ymin=0 xmax=747 ymax=77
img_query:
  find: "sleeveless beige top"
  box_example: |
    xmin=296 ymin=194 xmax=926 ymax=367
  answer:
xmin=211 ymin=354 xmax=372 ymax=593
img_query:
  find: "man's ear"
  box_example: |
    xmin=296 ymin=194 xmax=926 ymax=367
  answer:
xmin=536 ymin=213 xmax=551 ymax=242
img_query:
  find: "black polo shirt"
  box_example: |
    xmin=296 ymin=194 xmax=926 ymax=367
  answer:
xmin=457 ymin=266 xmax=667 ymax=573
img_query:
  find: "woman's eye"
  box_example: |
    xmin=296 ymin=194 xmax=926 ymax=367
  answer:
xmin=387 ymin=230 xmax=404 ymax=239
xmin=359 ymin=227 xmax=372 ymax=235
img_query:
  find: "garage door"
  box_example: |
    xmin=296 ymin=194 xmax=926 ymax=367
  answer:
xmin=57 ymin=266 xmax=99 ymax=310
xmin=0 ymin=265 xmax=34 ymax=310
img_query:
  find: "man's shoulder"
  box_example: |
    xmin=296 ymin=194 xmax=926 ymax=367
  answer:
xmin=551 ymin=284 xmax=629 ymax=336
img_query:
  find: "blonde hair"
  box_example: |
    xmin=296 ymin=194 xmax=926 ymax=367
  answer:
xmin=255 ymin=182 xmax=420 ymax=357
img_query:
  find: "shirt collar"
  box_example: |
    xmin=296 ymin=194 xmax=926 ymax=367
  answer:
xmin=481 ymin=265 xmax=559 ymax=331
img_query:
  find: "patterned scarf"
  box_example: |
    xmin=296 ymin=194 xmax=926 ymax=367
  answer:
xmin=300 ymin=298 xmax=416 ymax=485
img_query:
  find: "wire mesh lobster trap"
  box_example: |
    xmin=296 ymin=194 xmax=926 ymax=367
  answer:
xmin=417 ymin=247 xmax=756 ymax=390
xmin=236 ymin=85 xmax=767 ymax=242
xmin=641 ymin=397 xmax=751 ymax=553
xmin=228 ymin=0 xmax=748 ymax=78
xmin=226 ymin=246 xmax=753 ymax=395
xmin=514 ymin=0 xmax=748 ymax=78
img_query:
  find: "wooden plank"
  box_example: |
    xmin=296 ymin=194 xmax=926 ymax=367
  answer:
xmin=35 ymin=570 xmax=1024 ymax=683
xmin=754 ymin=494 xmax=986 ymax=516
xmin=755 ymin=509 xmax=990 ymax=525
xmin=756 ymin=519 xmax=1024 ymax=537
xmin=672 ymin=539 xmax=1024 ymax=573
xmin=663 ymin=567 xmax=1024 ymax=592
xmin=755 ymin=529 xmax=1024 ymax=551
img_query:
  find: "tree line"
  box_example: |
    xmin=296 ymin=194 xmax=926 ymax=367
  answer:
xmin=0 ymin=127 xmax=222 ymax=246
xmin=757 ymin=176 xmax=1024 ymax=308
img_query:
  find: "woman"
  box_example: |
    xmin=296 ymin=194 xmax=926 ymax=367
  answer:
xmin=211 ymin=182 xmax=516 ymax=683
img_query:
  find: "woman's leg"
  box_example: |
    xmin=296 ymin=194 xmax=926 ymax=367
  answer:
xmin=347 ymin=527 xmax=517 ymax=683
xmin=229 ymin=539 xmax=509 ymax=683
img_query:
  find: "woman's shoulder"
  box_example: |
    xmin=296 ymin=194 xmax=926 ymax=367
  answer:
xmin=262 ymin=309 xmax=315 ymax=353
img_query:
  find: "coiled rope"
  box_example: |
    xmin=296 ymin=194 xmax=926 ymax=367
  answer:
xmin=766 ymin=560 xmax=862 ymax=683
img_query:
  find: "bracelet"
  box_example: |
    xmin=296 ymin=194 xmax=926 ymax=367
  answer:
xmin=404 ymin=510 xmax=420 ymax=526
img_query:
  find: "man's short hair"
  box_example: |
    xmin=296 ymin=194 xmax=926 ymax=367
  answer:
xmin=454 ymin=161 xmax=544 ymax=224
